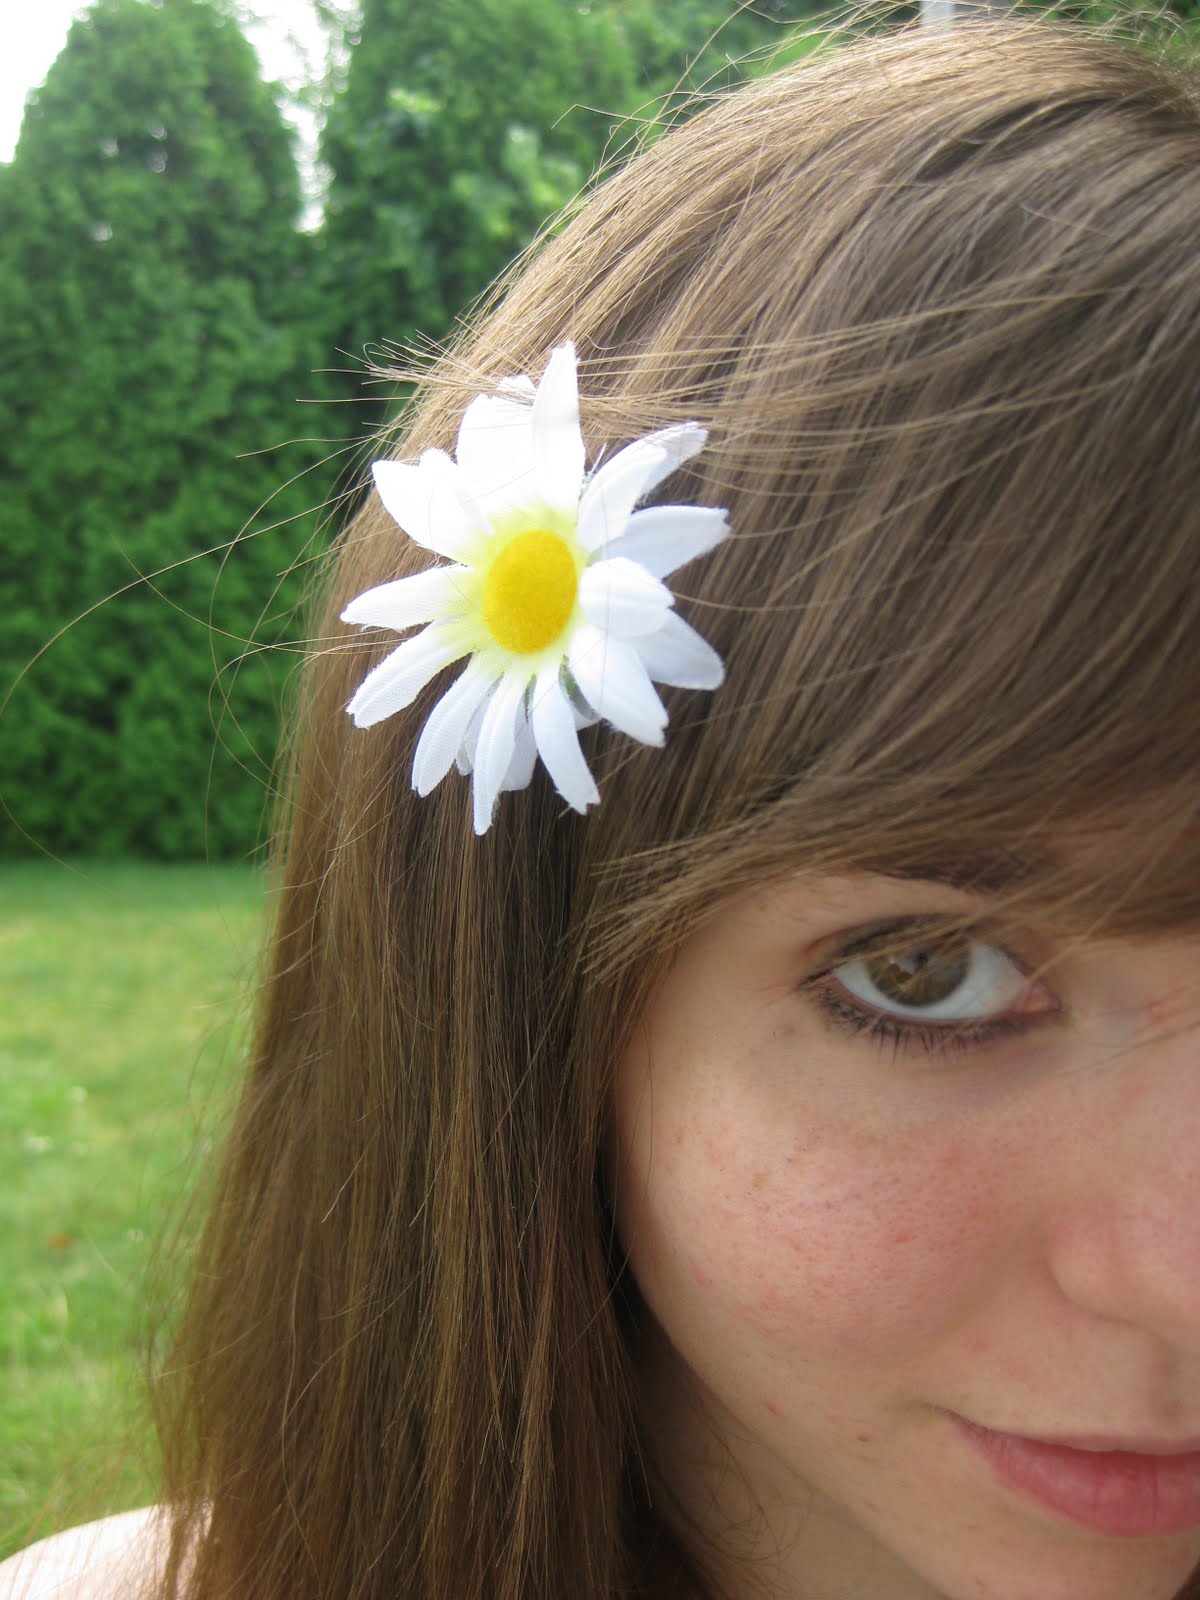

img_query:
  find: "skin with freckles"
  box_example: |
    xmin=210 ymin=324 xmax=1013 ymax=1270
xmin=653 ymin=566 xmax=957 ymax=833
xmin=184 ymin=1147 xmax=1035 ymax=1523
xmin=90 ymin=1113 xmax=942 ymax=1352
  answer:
xmin=611 ymin=873 xmax=1200 ymax=1600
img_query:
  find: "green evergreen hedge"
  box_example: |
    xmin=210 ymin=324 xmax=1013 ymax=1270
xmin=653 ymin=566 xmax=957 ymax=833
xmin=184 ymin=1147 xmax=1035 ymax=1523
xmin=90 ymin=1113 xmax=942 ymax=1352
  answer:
xmin=20 ymin=0 xmax=1186 ymax=857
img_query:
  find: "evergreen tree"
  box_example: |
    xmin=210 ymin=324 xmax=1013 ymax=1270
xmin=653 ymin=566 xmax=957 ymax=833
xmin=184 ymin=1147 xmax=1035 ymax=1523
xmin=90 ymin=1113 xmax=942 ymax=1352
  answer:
xmin=0 ymin=0 xmax=330 ymax=858
xmin=603 ymin=0 xmax=825 ymax=96
xmin=314 ymin=0 xmax=824 ymax=427
xmin=316 ymin=0 xmax=637 ymax=388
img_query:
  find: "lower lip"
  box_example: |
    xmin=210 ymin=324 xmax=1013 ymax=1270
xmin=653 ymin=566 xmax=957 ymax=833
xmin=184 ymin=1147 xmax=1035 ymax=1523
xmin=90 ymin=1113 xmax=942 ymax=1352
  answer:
xmin=953 ymin=1416 xmax=1200 ymax=1537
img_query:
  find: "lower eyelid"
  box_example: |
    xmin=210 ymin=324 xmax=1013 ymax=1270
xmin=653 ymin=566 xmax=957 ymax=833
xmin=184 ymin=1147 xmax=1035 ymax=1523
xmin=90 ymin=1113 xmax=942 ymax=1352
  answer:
xmin=809 ymin=978 xmax=1045 ymax=1059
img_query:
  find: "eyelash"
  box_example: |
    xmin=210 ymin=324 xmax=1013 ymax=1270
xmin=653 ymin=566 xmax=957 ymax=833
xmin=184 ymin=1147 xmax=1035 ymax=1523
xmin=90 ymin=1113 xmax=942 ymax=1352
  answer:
xmin=809 ymin=981 xmax=1031 ymax=1060
xmin=802 ymin=923 xmax=1050 ymax=1061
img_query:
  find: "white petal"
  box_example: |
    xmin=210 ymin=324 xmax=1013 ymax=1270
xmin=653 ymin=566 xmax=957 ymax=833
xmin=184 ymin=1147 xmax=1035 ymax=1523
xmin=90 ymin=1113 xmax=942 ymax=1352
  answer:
xmin=372 ymin=453 xmax=479 ymax=560
xmin=500 ymin=700 xmax=539 ymax=793
xmin=411 ymin=661 xmax=499 ymax=796
xmin=576 ymin=438 xmax=668 ymax=554
xmin=530 ymin=667 xmax=600 ymax=814
xmin=454 ymin=695 xmax=492 ymax=774
xmin=340 ymin=565 xmax=469 ymax=632
xmin=472 ymin=672 xmax=529 ymax=834
xmin=579 ymin=557 xmax=673 ymax=638
xmin=345 ymin=623 xmax=466 ymax=728
xmin=629 ymin=422 xmax=708 ymax=496
xmin=603 ymin=505 xmax=729 ymax=580
xmin=454 ymin=391 xmax=538 ymax=509
xmin=568 ymin=625 xmax=668 ymax=747
xmin=633 ymin=610 xmax=725 ymax=690
xmin=531 ymin=342 xmax=586 ymax=515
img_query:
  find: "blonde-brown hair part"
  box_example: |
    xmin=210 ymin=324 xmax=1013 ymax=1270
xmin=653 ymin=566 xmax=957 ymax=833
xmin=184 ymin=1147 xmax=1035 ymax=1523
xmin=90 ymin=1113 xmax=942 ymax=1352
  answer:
xmin=155 ymin=19 xmax=1200 ymax=1600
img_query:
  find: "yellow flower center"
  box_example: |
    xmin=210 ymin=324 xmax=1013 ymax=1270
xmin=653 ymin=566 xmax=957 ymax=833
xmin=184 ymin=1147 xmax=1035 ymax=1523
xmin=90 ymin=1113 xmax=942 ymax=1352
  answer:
xmin=481 ymin=529 xmax=578 ymax=654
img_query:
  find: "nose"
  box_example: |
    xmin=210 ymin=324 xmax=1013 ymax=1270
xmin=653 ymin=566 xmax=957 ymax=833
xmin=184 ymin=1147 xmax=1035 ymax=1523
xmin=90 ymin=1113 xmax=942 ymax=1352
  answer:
xmin=1046 ymin=1012 xmax=1200 ymax=1354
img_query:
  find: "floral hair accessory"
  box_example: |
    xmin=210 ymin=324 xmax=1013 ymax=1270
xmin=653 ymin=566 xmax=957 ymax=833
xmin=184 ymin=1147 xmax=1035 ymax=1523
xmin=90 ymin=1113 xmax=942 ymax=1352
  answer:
xmin=340 ymin=341 xmax=729 ymax=834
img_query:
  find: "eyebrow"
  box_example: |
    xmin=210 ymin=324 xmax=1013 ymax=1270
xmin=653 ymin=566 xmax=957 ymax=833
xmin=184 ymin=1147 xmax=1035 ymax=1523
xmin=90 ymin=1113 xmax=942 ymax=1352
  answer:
xmin=868 ymin=846 xmax=1054 ymax=898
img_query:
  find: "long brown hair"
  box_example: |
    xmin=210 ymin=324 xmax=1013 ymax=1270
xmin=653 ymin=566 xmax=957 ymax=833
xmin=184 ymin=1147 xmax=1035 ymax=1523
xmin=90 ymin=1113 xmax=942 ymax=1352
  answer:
xmin=154 ymin=17 xmax=1200 ymax=1598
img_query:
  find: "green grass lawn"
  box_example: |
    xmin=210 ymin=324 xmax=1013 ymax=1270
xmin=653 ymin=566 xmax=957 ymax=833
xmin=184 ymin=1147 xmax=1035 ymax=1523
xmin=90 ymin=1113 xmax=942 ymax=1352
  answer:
xmin=0 ymin=861 xmax=265 ymax=1557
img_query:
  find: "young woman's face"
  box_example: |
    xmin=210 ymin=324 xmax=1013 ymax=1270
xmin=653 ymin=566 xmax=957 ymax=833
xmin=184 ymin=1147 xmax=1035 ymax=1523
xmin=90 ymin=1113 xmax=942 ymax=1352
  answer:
xmin=612 ymin=870 xmax=1200 ymax=1600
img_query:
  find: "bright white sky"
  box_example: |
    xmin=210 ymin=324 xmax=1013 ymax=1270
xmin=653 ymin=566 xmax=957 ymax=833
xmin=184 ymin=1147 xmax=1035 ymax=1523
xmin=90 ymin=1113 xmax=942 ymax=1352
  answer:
xmin=0 ymin=0 xmax=331 ymax=163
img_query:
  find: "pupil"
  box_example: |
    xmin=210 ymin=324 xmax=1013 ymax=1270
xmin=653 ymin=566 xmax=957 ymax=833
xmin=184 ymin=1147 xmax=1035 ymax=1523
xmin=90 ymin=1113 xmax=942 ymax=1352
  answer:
xmin=866 ymin=941 xmax=969 ymax=1008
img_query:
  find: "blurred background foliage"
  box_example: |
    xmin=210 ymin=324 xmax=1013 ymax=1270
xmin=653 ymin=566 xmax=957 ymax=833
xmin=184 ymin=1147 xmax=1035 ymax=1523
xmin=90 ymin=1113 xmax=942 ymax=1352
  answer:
xmin=1 ymin=0 xmax=1196 ymax=860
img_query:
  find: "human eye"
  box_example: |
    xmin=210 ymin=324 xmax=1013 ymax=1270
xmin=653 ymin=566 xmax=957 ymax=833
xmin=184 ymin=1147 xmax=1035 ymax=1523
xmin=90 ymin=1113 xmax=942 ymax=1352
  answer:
xmin=806 ymin=920 xmax=1058 ymax=1058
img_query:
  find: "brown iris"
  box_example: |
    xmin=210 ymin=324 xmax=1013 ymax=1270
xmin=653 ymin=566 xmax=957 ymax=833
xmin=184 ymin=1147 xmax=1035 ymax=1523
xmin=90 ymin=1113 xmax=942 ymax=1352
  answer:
xmin=864 ymin=939 xmax=970 ymax=1009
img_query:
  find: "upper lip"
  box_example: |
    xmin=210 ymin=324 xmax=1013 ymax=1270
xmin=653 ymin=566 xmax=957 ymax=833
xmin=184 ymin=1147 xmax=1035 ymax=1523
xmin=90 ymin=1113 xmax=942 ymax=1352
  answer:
xmin=1026 ymin=1434 xmax=1200 ymax=1456
xmin=956 ymin=1416 xmax=1200 ymax=1456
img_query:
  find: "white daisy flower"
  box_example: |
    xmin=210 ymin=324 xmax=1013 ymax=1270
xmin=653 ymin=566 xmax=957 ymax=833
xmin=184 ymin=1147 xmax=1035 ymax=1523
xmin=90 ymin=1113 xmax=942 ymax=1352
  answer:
xmin=341 ymin=341 xmax=729 ymax=835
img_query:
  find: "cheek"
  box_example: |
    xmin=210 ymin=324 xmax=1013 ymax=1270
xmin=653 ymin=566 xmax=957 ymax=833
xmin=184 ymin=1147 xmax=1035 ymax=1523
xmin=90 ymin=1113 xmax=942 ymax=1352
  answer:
xmin=615 ymin=1070 xmax=1009 ymax=1368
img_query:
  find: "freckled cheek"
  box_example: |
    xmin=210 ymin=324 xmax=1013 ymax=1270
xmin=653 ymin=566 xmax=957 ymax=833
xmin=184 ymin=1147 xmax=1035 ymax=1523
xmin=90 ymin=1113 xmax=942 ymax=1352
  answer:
xmin=622 ymin=1123 xmax=1007 ymax=1360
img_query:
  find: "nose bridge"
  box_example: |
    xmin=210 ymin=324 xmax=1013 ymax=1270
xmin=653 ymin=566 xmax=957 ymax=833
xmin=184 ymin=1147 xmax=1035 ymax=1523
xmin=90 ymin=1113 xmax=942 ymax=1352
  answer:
xmin=1048 ymin=1012 xmax=1200 ymax=1345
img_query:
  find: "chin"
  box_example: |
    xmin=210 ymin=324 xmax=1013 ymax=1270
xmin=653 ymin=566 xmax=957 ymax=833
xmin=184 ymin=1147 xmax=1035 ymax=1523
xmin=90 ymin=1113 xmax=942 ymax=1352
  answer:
xmin=884 ymin=1522 xmax=1200 ymax=1600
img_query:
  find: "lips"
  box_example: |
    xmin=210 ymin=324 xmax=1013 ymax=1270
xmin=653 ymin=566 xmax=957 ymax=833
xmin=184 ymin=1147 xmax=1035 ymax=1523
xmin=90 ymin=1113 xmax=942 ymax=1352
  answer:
xmin=952 ymin=1414 xmax=1200 ymax=1537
